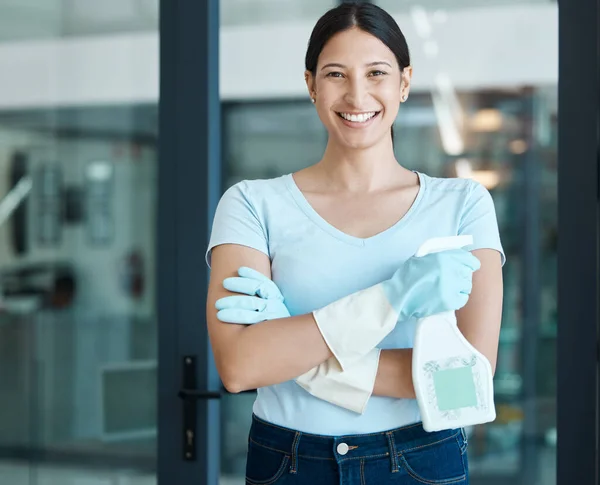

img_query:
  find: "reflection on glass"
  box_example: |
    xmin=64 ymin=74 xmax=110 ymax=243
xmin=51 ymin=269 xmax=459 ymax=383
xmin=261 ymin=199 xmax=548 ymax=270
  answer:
xmin=222 ymin=91 xmax=558 ymax=485
xmin=221 ymin=0 xmax=336 ymax=26
xmin=224 ymin=102 xmax=328 ymax=188
xmin=0 ymin=2 xmax=158 ymax=485
xmin=377 ymin=0 xmax=555 ymax=12
xmin=221 ymin=2 xmax=558 ymax=484
xmin=0 ymin=0 xmax=158 ymax=42
xmin=392 ymin=88 xmax=557 ymax=484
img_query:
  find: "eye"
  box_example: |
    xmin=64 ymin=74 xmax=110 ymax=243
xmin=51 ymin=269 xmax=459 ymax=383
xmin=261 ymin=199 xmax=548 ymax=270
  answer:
xmin=326 ymin=71 xmax=344 ymax=78
xmin=369 ymin=70 xmax=387 ymax=77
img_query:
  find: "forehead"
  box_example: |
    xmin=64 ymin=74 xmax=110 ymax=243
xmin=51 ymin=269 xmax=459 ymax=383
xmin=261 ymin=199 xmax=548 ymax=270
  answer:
xmin=318 ymin=28 xmax=396 ymax=67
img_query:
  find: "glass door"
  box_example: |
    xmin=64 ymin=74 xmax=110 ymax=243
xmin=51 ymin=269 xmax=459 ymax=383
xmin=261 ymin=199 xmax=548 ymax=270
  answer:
xmin=218 ymin=1 xmax=564 ymax=484
xmin=0 ymin=2 xmax=160 ymax=484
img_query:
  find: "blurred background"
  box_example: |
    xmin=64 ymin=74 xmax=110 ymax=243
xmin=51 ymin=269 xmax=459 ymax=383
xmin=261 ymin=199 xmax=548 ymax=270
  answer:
xmin=0 ymin=0 xmax=557 ymax=484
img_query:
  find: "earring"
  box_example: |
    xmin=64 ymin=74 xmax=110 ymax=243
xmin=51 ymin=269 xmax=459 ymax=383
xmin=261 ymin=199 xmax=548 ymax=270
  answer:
xmin=311 ymin=98 xmax=316 ymax=104
xmin=401 ymin=95 xmax=408 ymax=102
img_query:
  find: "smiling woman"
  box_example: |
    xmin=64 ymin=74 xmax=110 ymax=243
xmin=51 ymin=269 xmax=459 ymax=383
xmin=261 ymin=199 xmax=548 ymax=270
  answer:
xmin=207 ymin=3 xmax=504 ymax=484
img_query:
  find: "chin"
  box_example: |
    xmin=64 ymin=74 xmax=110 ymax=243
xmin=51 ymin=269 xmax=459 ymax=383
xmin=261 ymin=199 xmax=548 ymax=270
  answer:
xmin=336 ymin=131 xmax=389 ymax=151
xmin=324 ymin=114 xmax=394 ymax=151
xmin=341 ymin=138 xmax=378 ymax=150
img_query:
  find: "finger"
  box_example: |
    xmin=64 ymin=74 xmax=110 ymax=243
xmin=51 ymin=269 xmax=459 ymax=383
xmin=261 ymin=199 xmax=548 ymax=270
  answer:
xmin=238 ymin=267 xmax=284 ymax=300
xmin=223 ymin=276 xmax=262 ymax=296
xmin=255 ymin=283 xmax=283 ymax=300
xmin=457 ymin=265 xmax=475 ymax=282
xmin=223 ymin=276 xmax=283 ymax=300
xmin=466 ymin=253 xmax=481 ymax=271
xmin=443 ymin=249 xmax=480 ymax=272
xmin=238 ymin=266 xmax=271 ymax=283
xmin=459 ymin=278 xmax=473 ymax=296
xmin=216 ymin=309 xmax=265 ymax=324
xmin=454 ymin=293 xmax=470 ymax=310
xmin=458 ymin=251 xmax=481 ymax=271
xmin=215 ymin=295 xmax=267 ymax=312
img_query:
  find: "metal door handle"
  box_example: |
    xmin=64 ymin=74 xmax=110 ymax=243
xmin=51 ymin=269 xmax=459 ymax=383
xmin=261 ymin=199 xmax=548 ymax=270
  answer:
xmin=179 ymin=356 xmax=220 ymax=461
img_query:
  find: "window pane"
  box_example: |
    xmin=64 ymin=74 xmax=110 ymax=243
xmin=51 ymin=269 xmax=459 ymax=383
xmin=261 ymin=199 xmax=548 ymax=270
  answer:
xmin=0 ymin=0 xmax=158 ymax=41
xmin=377 ymin=0 xmax=553 ymax=12
xmin=377 ymin=2 xmax=557 ymax=484
xmin=0 ymin=2 xmax=158 ymax=485
xmin=221 ymin=0 xmax=336 ymax=26
xmin=221 ymin=1 xmax=558 ymax=484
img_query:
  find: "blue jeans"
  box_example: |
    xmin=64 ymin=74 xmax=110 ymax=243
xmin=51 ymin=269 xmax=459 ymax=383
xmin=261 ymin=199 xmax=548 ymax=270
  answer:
xmin=245 ymin=414 xmax=469 ymax=485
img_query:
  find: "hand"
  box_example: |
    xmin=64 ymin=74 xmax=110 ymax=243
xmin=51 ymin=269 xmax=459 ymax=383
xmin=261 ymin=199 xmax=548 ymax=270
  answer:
xmin=382 ymin=248 xmax=481 ymax=319
xmin=215 ymin=267 xmax=290 ymax=324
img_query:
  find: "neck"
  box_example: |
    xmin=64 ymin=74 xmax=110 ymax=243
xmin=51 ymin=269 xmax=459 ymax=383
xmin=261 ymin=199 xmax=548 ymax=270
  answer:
xmin=315 ymin=137 xmax=410 ymax=193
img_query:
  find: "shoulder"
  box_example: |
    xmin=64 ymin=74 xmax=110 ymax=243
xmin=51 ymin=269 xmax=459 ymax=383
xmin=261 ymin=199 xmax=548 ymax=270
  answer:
xmin=418 ymin=173 xmax=494 ymax=217
xmin=221 ymin=175 xmax=290 ymax=205
xmin=216 ymin=175 xmax=290 ymax=217
xmin=420 ymin=172 xmax=478 ymax=195
xmin=208 ymin=176 xmax=290 ymax=266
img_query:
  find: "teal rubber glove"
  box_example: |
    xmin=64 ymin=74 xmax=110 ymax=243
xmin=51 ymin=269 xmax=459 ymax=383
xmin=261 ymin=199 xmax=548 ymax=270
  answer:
xmin=216 ymin=267 xmax=381 ymax=414
xmin=215 ymin=249 xmax=480 ymax=325
xmin=309 ymin=245 xmax=480 ymax=370
xmin=382 ymin=248 xmax=481 ymax=320
xmin=214 ymin=243 xmax=480 ymax=413
xmin=215 ymin=243 xmax=480 ymax=372
xmin=216 ymin=267 xmax=290 ymax=324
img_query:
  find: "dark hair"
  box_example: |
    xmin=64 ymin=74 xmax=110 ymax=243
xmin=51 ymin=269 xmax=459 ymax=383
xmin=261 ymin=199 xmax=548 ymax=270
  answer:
xmin=305 ymin=2 xmax=411 ymax=144
xmin=305 ymin=3 xmax=410 ymax=74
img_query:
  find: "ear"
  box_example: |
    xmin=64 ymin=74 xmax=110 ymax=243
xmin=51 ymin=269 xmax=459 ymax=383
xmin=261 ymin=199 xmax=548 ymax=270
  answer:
xmin=401 ymin=66 xmax=413 ymax=99
xmin=305 ymin=70 xmax=316 ymax=101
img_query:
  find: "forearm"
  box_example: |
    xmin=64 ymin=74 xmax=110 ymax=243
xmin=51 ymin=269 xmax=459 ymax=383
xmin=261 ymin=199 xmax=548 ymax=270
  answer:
xmin=372 ymin=349 xmax=416 ymax=399
xmin=217 ymin=313 xmax=333 ymax=393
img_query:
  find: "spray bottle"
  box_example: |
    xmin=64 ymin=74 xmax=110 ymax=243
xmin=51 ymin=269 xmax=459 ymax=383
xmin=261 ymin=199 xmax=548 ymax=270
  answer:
xmin=412 ymin=235 xmax=496 ymax=432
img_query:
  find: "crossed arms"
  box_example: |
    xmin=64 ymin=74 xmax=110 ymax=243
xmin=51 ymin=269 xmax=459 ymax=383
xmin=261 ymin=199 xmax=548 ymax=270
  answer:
xmin=206 ymin=243 xmax=503 ymax=399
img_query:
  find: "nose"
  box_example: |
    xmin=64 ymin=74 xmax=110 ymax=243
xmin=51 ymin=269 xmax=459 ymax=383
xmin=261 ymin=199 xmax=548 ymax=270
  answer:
xmin=344 ymin=76 xmax=369 ymax=108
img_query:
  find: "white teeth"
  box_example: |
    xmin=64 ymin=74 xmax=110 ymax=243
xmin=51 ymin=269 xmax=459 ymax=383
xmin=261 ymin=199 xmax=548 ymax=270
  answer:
xmin=339 ymin=112 xmax=377 ymax=123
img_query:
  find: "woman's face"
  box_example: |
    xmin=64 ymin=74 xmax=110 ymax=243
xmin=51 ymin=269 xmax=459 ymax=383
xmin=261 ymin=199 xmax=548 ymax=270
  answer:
xmin=306 ymin=27 xmax=412 ymax=150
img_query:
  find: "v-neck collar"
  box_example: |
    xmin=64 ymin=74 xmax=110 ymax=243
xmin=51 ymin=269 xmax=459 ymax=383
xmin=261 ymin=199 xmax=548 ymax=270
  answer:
xmin=284 ymin=171 xmax=426 ymax=247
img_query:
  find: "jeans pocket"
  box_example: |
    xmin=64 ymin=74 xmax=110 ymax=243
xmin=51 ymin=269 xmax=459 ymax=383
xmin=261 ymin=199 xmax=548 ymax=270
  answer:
xmin=246 ymin=440 xmax=290 ymax=485
xmin=399 ymin=433 xmax=467 ymax=484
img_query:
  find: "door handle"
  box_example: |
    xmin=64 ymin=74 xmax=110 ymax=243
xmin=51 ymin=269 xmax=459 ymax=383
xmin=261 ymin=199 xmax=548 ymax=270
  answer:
xmin=178 ymin=355 xmax=221 ymax=461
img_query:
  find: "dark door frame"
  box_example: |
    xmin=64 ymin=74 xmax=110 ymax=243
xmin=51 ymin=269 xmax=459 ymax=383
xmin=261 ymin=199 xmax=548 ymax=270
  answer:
xmin=557 ymin=0 xmax=600 ymax=484
xmin=157 ymin=0 xmax=222 ymax=484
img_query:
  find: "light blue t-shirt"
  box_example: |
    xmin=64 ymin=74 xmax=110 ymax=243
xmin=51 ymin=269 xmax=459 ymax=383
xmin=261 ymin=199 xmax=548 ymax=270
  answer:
xmin=206 ymin=171 xmax=505 ymax=436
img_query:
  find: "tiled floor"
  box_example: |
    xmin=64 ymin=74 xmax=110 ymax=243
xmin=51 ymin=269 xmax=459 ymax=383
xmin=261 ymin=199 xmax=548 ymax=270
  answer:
xmin=0 ymin=454 xmax=556 ymax=485
xmin=0 ymin=462 xmax=247 ymax=485
xmin=0 ymin=462 xmax=153 ymax=485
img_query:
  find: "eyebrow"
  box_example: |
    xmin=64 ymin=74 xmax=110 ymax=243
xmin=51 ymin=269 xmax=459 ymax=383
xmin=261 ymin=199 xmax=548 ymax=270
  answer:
xmin=320 ymin=61 xmax=393 ymax=71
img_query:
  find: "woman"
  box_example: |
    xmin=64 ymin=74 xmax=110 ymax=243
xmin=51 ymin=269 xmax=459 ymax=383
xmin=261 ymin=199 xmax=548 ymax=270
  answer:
xmin=206 ymin=3 xmax=504 ymax=484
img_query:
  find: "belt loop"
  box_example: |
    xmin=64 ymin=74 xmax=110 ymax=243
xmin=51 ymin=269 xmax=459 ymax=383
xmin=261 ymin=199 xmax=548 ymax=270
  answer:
xmin=459 ymin=428 xmax=468 ymax=455
xmin=290 ymin=431 xmax=302 ymax=474
xmin=386 ymin=431 xmax=399 ymax=473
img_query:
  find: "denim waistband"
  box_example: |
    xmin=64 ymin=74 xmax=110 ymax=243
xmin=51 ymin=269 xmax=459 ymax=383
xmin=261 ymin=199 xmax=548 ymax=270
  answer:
xmin=249 ymin=413 xmax=463 ymax=469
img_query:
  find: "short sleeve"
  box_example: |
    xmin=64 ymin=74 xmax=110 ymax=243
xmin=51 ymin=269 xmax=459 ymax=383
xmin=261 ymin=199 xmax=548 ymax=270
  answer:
xmin=205 ymin=182 xmax=269 ymax=267
xmin=459 ymin=181 xmax=506 ymax=266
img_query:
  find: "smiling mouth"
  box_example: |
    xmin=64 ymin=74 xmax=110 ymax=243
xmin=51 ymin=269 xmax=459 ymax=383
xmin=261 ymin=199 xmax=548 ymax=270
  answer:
xmin=337 ymin=111 xmax=381 ymax=123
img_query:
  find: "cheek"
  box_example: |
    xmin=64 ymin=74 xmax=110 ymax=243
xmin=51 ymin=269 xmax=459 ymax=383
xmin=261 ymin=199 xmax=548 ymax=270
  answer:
xmin=315 ymin=84 xmax=339 ymax=107
xmin=314 ymin=91 xmax=340 ymax=120
xmin=379 ymin=86 xmax=402 ymax=118
xmin=314 ymin=103 xmax=335 ymax=129
xmin=379 ymin=83 xmax=402 ymax=105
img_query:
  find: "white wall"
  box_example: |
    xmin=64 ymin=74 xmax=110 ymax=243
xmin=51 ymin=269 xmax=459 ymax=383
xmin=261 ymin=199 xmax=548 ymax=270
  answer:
xmin=0 ymin=3 xmax=557 ymax=109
